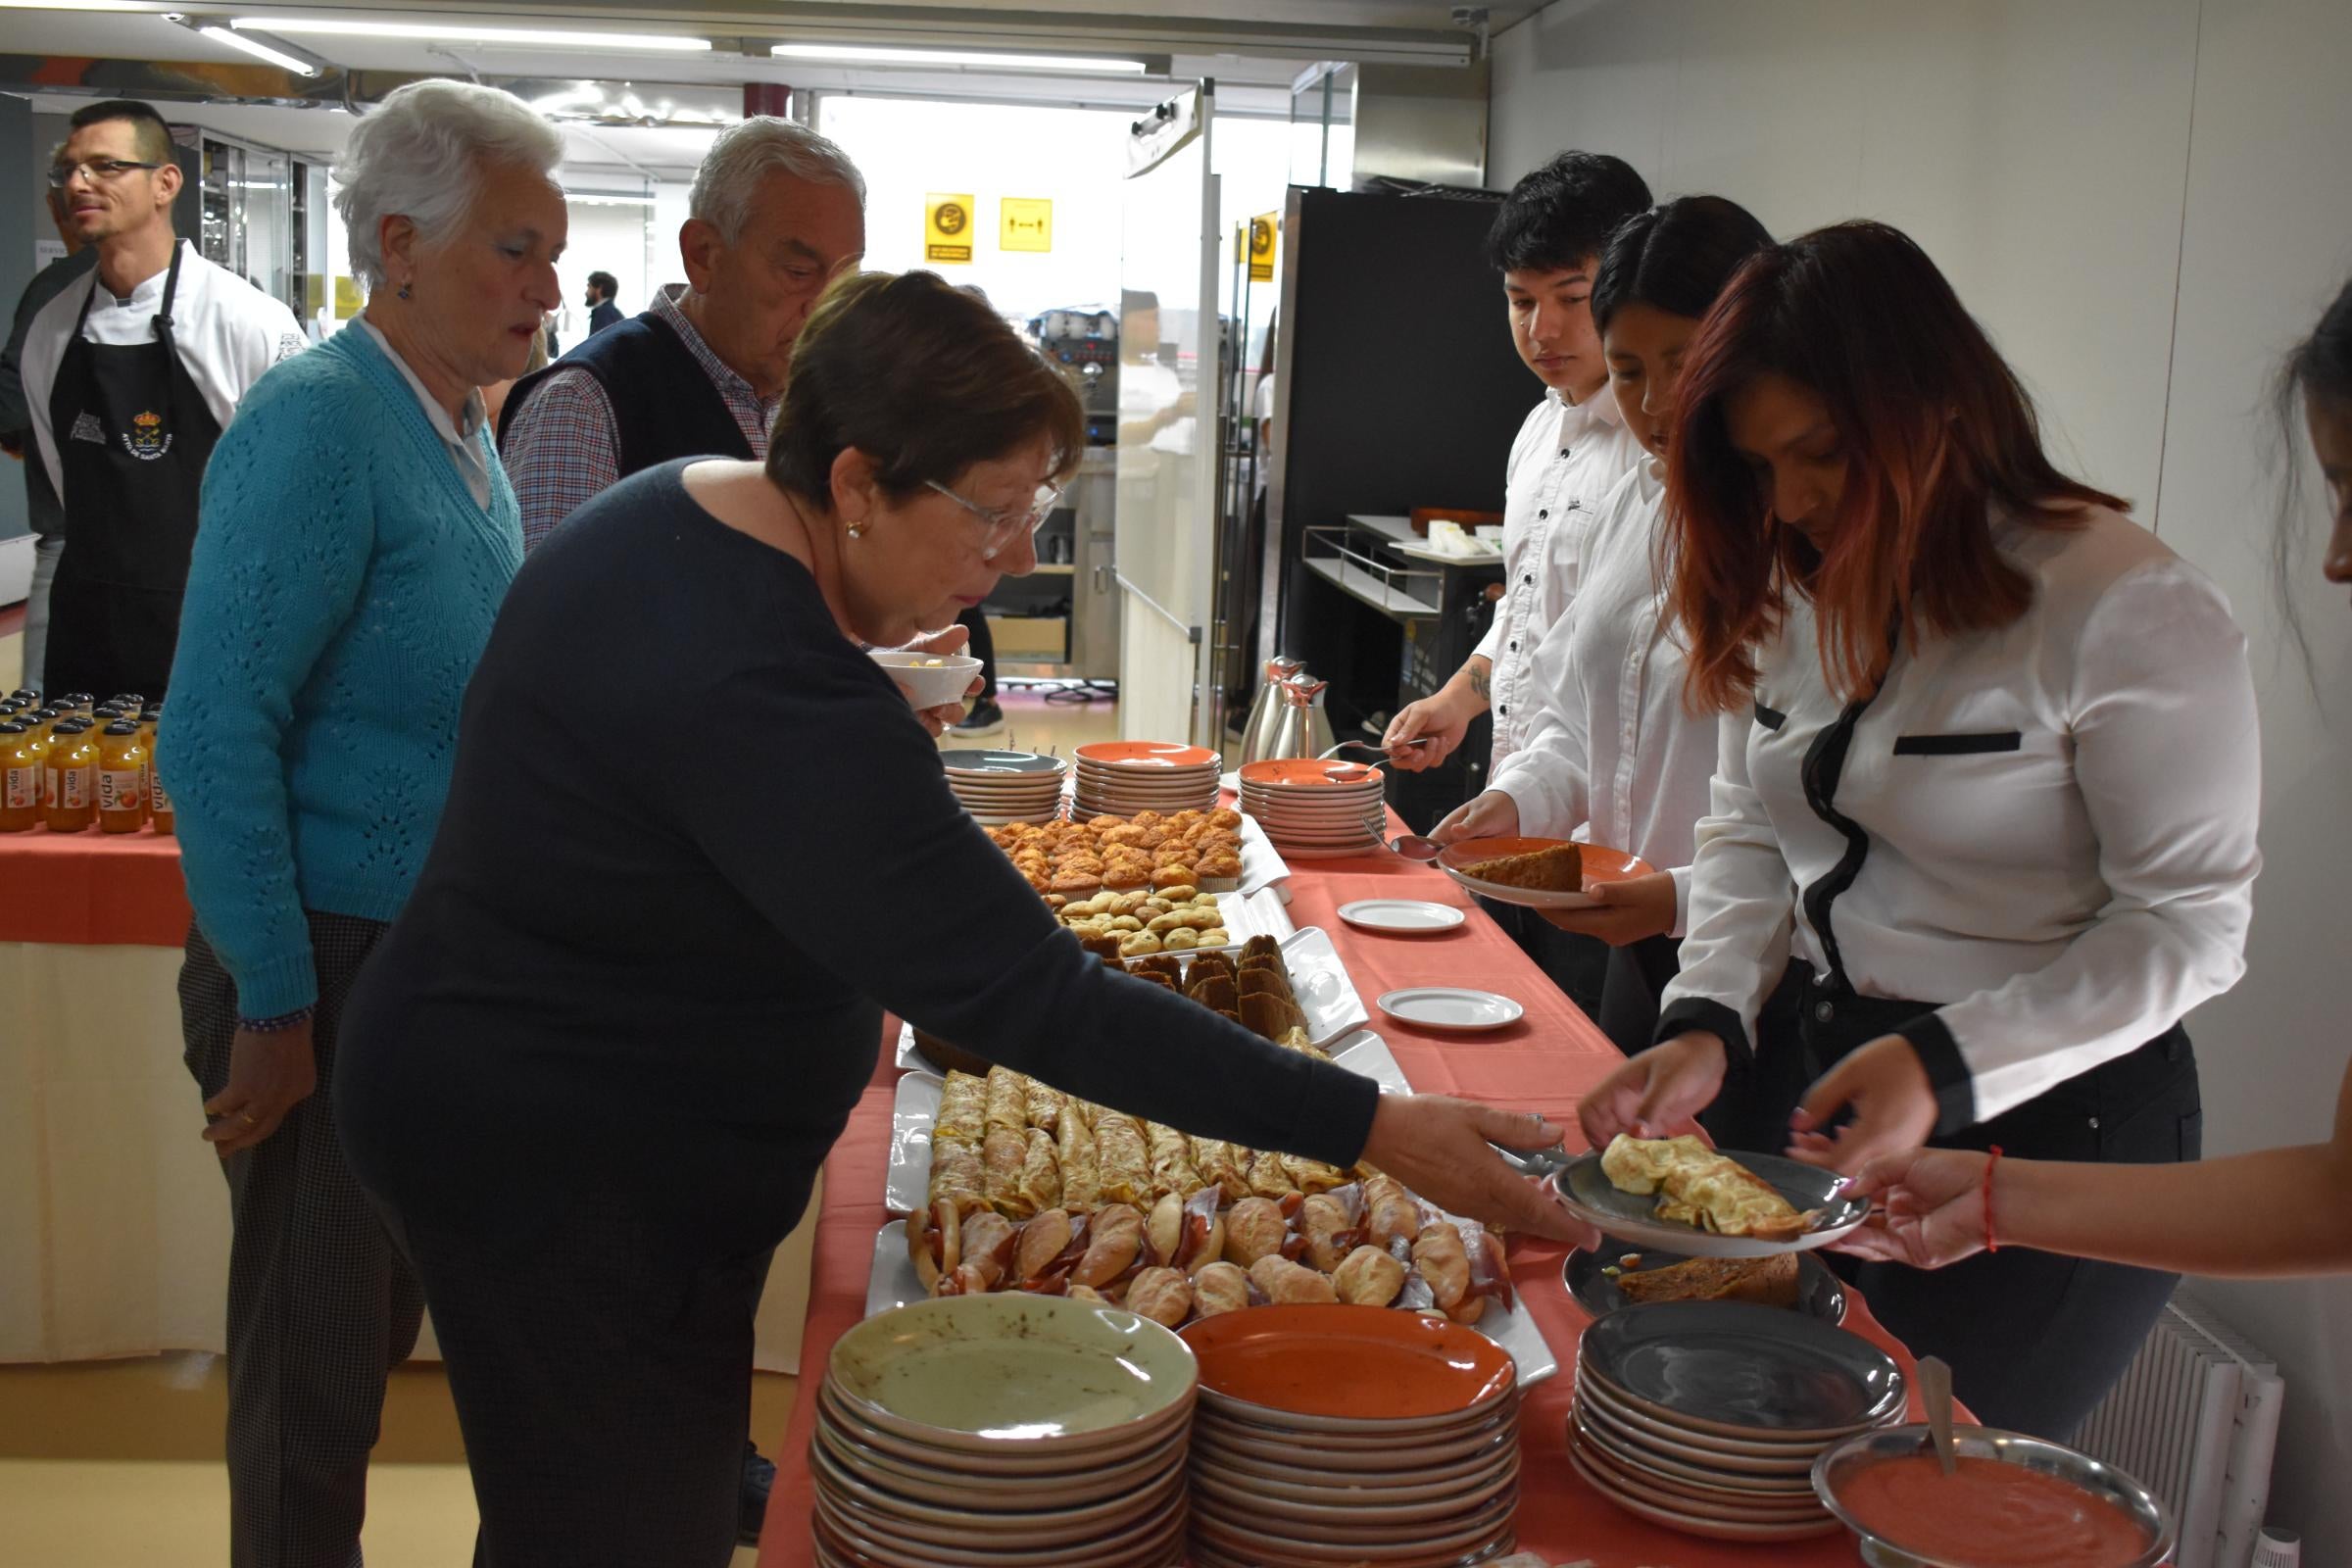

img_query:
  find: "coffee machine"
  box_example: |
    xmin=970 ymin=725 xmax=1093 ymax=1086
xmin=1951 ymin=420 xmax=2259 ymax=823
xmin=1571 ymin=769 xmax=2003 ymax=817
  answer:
xmin=1030 ymin=306 xmax=1120 ymax=447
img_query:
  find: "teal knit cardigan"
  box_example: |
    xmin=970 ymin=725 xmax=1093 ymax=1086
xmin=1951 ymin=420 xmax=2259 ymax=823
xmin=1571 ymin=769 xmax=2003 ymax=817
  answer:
xmin=161 ymin=323 xmax=521 ymax=1016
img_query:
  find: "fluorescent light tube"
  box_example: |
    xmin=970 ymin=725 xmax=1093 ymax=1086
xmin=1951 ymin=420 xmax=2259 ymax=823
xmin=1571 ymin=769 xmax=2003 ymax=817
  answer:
xmin=233 ymin=17 xmax=710 ymax=52
xmin=0 ymin=1 xmax=159 ymax=11
xmin=768 ymin=42 xmax=1147 ymax=73
xmin=201 ymin=24 xmax=318 ymax=74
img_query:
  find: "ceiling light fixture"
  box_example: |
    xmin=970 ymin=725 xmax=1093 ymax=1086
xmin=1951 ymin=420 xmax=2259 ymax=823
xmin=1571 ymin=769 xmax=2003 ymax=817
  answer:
xmin=232 ymin=17 xmax=710 ymax=53
xmin=767 ymin=42 xmax=1147 ymax=74
xmin=201 ymin=23 xmax=318 ymax=74
xmin=0 ymin=1 xmax=161 ymax=10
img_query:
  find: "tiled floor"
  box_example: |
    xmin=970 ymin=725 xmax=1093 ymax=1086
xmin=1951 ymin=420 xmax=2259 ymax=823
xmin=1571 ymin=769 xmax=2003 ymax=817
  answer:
xmin=0 ymin=1351 xmax=797 ymax=1566
xmin=2 ymin=679 xmax=1119 ymax=1566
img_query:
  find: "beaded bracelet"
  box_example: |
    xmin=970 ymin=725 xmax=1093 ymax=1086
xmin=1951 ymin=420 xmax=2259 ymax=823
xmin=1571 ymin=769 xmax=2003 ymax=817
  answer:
xmin=237 ymin=1007 xmax=315 ymax=1034
xmin=1982 ymin=1145 xmax=2004 ymax=1254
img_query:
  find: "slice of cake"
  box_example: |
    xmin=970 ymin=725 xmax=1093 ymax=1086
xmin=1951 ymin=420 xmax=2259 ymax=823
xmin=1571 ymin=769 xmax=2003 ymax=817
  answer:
xmin=1616 ymin=1251 xmax=1800 ymax=1308
xmin=1462 ymin=842 xmax=1584 ymax=892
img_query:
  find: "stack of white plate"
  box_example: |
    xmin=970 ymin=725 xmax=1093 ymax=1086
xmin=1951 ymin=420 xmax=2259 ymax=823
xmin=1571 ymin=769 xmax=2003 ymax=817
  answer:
xmin=938 ymin=749 xmax=1068 ymax=825
xmin=1182 ymin=1304 xmax=1523 ymax=1568
xmin=811 ymin=1295 xmax=1196 ymax=1568
xmin=1568 ymin=1300 xmax=1905 ymax=1544
xmin=1237 ymin=758 xmax=1386 ymax=858
xmin=1072 ymin=741 xmax=1223 ymax=817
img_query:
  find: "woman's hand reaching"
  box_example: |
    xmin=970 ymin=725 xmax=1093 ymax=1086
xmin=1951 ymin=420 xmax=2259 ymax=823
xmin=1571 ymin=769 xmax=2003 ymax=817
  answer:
xmin=1359 ymin=1094 xmax=1599 ymax=1250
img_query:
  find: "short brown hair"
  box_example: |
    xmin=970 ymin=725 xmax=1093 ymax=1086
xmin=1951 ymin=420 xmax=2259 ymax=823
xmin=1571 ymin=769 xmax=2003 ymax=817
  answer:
xmin=767 ymin=270 xmax=1085 ymax=505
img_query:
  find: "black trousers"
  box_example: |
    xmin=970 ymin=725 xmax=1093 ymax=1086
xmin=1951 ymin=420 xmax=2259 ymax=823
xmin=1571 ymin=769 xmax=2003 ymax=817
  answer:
xmin=370 ymin=1191 xmax=777 ymax=1568
xmin=954 ymin=603 xmax=998 ymax=702
xmin=180 ymin=914 xmax=425 ymax=1568
xmin=1480 ymin=895 xmax=1609 ymax=1024
xmin=1768 ymin=963 xmax=2200 ymax=1440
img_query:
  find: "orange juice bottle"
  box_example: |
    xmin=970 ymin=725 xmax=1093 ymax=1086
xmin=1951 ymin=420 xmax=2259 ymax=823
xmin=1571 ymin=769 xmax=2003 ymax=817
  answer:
xmin=54 ymin=692 xmax=94 ymax=717
xmin=0 ymin=720 xmax=45 ymax=832
xmin=44 ymin=719 xmax=98 ymax=831
xmin=147 ymin=714 xmax=174 ymax=837
xmin=97 ymin=720 xmax=148 ymax=832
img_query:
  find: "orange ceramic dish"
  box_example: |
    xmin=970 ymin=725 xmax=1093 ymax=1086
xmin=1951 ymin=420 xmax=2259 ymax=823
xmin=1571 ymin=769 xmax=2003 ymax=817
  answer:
xmin=1181 ymin=1304 xmax=1516 ymax=1421
xmin=1075 ymin=741 xmax=1222 ymax=769
xmin=1237 ymin=758 xmax=1386 ymax=790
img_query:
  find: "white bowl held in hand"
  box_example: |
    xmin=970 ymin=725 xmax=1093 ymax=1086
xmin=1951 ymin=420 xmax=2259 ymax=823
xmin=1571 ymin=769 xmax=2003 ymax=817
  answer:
xmin=871 ymin=650 xmax=982 ymax=709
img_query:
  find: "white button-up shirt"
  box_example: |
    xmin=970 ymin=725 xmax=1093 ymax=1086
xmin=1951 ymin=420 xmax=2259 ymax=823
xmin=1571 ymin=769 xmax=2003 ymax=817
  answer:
xmin=1473 ymin=386 xmax=1645 ymax=773
xmin=1488 ymin=458 xmax=1716 ymax=936
xmin=1659 ymin=504 xmax=2261 ymax=1129
xmin=356 ymin=318 xmax=491 ymax=508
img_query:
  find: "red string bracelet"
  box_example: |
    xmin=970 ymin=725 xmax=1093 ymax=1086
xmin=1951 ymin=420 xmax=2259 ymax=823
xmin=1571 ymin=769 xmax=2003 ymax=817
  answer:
xmin=1982 ymin=1146 xmax=2004 ymax=1255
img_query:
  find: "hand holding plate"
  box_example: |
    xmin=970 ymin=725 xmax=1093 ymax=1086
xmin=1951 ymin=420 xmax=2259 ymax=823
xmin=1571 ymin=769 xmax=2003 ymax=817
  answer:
xmin=1830 ymin=1147 xmax=1992 ymax=1269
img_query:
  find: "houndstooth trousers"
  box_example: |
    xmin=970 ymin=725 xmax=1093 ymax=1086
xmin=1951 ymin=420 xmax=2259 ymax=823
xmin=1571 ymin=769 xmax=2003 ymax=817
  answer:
xmin=180 ymin=913 xmax=426 ymax=1568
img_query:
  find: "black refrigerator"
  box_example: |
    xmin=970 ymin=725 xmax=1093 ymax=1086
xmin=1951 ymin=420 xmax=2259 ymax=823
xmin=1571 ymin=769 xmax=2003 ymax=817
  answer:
xmin=1258 ymin=184 xmax=1541 ymax=832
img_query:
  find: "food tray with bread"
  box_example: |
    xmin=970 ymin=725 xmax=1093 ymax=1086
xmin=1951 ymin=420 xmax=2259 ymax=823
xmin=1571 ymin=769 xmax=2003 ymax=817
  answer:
xmin=1435 ymin=834 xmax=1657 ymax=911
xmin=1565 ymin=1235 xmax=1848 ymax=1324
xmin=891 ymin=922 xmax=1366 ymax=1075
xmin=1540 ymin=1134 xmax=1871 ymax=1258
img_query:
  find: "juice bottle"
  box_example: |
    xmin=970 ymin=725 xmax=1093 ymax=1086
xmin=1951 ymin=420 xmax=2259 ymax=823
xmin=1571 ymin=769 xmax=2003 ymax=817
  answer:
xmin=107 ymin=694 xmax=144 ymax=714
xmin=44 ymin=719 xmax=98 ymax=831
xmin=0 ymin=720 xmax=45 ymax=832
xmin=97 ymin=719 xmax=148 ymax=832
xmin=148 ymin=716 xmax=174 ymax=837
xmin=89 ymin=704 xmax=124 ymax=735
xmin=54 ymin=692 xmax=94 ymax=716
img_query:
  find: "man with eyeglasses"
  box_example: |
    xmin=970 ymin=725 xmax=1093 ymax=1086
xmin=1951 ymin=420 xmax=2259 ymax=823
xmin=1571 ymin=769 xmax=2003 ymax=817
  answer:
xmin=20 ymin=99 xmax=304 ymax=699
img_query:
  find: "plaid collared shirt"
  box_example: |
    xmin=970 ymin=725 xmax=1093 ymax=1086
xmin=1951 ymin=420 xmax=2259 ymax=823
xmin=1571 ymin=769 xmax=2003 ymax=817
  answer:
xmin=503 ymin=285 xmax=781 ymax=552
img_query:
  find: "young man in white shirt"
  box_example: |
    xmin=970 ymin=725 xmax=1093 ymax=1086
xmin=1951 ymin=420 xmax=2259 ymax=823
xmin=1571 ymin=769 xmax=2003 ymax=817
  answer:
xmin=21 ymin=99 xmax=303 ymax=698
xmin=1383 ymin=150 xmax=1652 ymax=1004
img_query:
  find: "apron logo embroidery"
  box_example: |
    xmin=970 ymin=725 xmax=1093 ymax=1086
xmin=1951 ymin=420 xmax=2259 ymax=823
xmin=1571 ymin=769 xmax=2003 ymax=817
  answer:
xmin=122 ymin=411 xmax=172 ymax=461
xmin=71 ymin=413 xmax=107 ymax=445
xmin=275 ymin=333 xmax=305 ymax=363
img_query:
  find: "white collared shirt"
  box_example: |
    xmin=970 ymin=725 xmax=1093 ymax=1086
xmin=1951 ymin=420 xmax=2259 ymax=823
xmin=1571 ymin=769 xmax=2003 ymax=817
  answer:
xmin=1473 ymin=385 xmax=1645 ymax=773
xmin=22 ymin=240 xmax=305 ymax=506
xmin=1659 ymin=504 xmax=2261 ymax=1128
xmin=1488 ymin=458 xmax=1716 ymax=936
xmin=356 ymin=318 xmax=491 ymax=508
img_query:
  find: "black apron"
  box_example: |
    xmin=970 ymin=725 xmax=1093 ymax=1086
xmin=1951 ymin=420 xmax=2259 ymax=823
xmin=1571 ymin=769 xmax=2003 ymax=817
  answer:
xmin=44 ymin=244 xmax=221 ymax=699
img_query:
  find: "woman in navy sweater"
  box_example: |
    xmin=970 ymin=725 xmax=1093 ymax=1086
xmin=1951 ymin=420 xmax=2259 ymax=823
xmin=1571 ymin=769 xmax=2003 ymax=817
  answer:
xmin=336 ymin=270 xmax=1583 ymax=1567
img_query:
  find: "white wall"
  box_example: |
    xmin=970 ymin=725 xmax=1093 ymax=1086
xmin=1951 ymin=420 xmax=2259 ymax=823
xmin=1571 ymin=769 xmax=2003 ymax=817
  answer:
xmin=1492 ymin=0 xmax=2352 ymax=1552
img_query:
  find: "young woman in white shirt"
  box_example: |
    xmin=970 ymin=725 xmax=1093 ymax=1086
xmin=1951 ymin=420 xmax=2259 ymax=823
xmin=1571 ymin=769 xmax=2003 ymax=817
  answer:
xmin=1431 ymin=196 xmax=1779 ymax=1077
xmin=1579 ymin=220 xmax=2263 ymax=1437
xmin=1837 ymin=276 xmax=2352 ymax=1281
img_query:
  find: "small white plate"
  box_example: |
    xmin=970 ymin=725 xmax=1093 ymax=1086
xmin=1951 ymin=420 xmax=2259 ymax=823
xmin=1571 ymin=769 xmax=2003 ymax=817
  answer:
xmin=1376 ymin=987 xmax=1524 ymax=1032
xmin=1339 ymin=900 xmax=1467 ymax=935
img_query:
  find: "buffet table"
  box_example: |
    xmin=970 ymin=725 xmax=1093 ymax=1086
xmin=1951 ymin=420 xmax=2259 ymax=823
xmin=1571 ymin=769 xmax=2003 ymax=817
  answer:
xmin=0 ymin=826 xmax=816 ymax=1371
xmin=758 ymin=844 xmax=1941 ymax=1566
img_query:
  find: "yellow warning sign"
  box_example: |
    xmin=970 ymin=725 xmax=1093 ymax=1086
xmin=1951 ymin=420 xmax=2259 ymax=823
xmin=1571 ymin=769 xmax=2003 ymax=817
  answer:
xmin=1001 ymin=197 xmax=1053 ymax=254
xmin=925 ymin=192 xmax=975 ymax=265
xmin=1248 ymin=212 xmax=1278 ymax=282
xmin=333 ymin=275 xmax=363 ymax=319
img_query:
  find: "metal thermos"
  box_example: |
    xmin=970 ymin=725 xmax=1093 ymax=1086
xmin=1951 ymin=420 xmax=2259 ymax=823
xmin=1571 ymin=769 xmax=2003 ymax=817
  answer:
xmin=1239 ymin=656 xmax=1307 ymax=765
xmin=1260 ymin=676 xmax=1337 ymax=763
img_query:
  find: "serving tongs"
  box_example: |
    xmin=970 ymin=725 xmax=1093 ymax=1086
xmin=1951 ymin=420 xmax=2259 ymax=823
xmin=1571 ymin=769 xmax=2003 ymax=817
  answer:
xmin=1488 ymin=1138 xmax=1575 ymax=1180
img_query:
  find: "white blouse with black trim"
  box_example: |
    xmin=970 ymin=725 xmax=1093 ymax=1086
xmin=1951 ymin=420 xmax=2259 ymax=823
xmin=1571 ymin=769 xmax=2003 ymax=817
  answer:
xmin=1654 ymin=504 xmax=2262 ymax=1132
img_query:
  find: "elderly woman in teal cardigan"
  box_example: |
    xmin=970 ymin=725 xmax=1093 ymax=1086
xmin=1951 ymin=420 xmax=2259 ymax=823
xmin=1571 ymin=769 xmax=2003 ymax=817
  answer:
xmin=156 ymin=79 xmax=565 ymax=1567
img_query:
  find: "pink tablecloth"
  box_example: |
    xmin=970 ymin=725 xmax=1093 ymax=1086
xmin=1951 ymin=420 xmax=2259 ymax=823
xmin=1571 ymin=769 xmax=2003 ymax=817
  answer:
xmin=759 ymin=848 xmax=1933 ymax=1567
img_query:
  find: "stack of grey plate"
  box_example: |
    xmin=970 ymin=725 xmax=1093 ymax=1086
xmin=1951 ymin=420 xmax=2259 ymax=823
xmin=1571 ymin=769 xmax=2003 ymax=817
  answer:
xmin=1568 ymin=1300 xmax=1905 ymax=1544
xmin=938 ymin=749 xmax=1067 ymax=826
xmin=811 ymin=1295 xmax=1194 ymax=1568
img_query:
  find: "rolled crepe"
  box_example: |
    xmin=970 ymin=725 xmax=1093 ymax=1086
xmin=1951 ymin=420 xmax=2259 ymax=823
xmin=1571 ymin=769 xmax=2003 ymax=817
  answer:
xmin=927 ymin=1134 xmax=990 ymax=1217
xmin=1094 ymin=1112 xmax=1150 ymax=1207
xmin=983 ymin=1067 xmax=1029 ymax=1135
xmin=982 ymin=1127 xmax=1037 ymax=1220
xmin=1056 ymin=1110 xmax=1102 ymax=1212
xmin=936 ymin=1071 xmax=988 ymax=1145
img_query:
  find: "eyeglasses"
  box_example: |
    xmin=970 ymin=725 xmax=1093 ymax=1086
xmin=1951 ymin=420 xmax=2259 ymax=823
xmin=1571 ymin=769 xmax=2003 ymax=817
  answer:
xmin=924 ymin=479 xmax=1063 ymax=562
xmin=48 ymin=159 xmax=164 ymax=188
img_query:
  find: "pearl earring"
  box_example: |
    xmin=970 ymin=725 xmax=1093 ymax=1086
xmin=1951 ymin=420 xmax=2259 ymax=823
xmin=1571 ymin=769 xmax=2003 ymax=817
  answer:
xmin=846 ymin=519 xmax=868 ymax=539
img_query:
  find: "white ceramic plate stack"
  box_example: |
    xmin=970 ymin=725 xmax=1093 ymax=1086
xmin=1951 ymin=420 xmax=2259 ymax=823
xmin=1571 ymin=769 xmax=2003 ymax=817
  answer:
xmin=1072 ymin=741 xmax=1225 ymax=817
xmin=938 ymin=749 xmax=1069 ymax=826
xmin=1236 ymin=759 xmax=1386 ymax=858
xmin=1567 ymin=1300 xmax=1906 ymax=1544
xmin=1181 ymin=1305 xmax=1524 ymax=1568
xmin=810 ymin=1295 xmax=1196 ymax=1568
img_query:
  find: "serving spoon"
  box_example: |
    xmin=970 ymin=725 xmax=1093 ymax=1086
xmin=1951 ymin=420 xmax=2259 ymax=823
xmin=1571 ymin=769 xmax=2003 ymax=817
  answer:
xmin=1919 ymin=1354 xmax=1958 ymax=1476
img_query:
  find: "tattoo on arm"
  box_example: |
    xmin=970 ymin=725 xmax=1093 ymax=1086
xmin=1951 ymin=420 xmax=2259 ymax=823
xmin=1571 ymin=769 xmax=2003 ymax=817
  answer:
xmin=1468 ymin=662 xmax=1491 ymax=701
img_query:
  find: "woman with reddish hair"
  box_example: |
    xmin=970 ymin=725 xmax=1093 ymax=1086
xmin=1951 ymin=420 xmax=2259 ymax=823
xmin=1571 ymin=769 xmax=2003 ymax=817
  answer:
xmin=1578 ymin=220 xmax=2262 ymax=1436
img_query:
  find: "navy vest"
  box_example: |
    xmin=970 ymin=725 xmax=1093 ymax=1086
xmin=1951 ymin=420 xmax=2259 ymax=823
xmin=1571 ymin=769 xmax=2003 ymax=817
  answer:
xmin=498 ymin=309 xmax=753 ymax=476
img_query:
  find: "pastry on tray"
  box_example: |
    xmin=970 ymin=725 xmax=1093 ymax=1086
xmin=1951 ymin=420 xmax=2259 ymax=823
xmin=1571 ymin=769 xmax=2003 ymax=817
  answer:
xmin=1615 ymin=1250 xmax=1801 ymax=1307
xmin=1601 ymin=1133 xmax=1820 ymax=1242
xmin=1461 ymin=842 xmax=1585 ymax=892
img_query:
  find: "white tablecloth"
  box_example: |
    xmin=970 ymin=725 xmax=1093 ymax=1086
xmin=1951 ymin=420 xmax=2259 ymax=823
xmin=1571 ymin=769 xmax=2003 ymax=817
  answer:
xmin=0 ymin=941 xmax=814 ymax=1369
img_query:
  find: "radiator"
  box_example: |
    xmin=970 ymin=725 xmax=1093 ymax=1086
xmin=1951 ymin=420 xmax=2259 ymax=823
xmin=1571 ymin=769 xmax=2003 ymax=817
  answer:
xmin=2071 ymin=1293 xmax=2284 ymax=1568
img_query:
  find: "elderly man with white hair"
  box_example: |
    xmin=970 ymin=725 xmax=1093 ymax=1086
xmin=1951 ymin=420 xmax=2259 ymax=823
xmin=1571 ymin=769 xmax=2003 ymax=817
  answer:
xmin=500 ymin=115 xmax=866 ymax=550
xmin=155 ymin=78 xmax=564 ymax=1568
